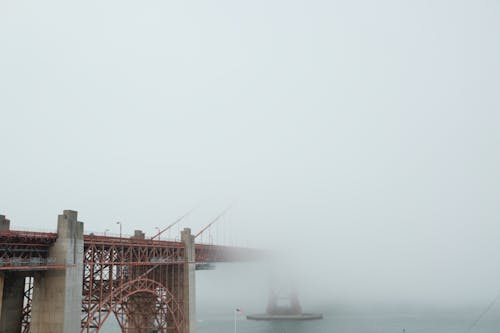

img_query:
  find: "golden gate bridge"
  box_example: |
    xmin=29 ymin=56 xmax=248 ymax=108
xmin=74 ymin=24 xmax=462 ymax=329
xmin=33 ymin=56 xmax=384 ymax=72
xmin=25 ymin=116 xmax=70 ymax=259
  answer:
xmin=0 ymin=210 xmax=263 ymax=333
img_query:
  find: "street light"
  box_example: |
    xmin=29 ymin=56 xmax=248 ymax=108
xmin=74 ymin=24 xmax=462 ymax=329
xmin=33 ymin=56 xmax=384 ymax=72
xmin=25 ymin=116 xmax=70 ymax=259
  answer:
xmin=155 ymin=227 xmax=160 ymax=241
xmin=104 ymin=228 xmax=110 ymax=236
xmin=116 ymin=221 xmax=122 ymax=238
xmin=116 ymin=221 xmax=123 ymax=281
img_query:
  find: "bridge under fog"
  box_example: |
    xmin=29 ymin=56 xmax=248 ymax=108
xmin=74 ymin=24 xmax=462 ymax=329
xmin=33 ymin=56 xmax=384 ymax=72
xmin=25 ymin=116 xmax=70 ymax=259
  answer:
xmin=0 ymin=211 xmax=262 ymax=333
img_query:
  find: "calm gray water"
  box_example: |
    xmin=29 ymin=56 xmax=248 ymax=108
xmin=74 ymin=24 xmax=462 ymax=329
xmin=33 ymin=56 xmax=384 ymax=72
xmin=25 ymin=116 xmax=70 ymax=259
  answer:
xmin=101 ymin=303 xmax=500 ymax=332
xmin=196 ymin=306 xmax=500 ymax=333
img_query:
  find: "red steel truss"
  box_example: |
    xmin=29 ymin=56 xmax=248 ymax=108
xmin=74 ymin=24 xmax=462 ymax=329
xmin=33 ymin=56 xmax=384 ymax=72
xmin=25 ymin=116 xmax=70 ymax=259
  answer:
xmin=21 ymin=276 xmax=34 ymax=333
xmin=0 ymin=231 xmax=57 ymax=270
xmin=0 ymin=230 xmax=264 ymax=333
xmin=81 ymin=235 xmax=188 ymax=333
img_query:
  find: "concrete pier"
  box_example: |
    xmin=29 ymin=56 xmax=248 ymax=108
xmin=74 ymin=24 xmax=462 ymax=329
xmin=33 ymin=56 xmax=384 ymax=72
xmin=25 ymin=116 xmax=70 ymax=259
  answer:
xmin=181 ymin=228 xmax=196 ymax=333
xmin=0 ymin=273 xmax=3 ymax=320
xmin=0 ymin=215 xmax=9 ymax=231
xmin=30 ymin=210 xmax=84 ymax=333
xmin=0 ymin=215 xmax=23 ymax=333
xmin=0 ymin=273 xmax=25 ymax=333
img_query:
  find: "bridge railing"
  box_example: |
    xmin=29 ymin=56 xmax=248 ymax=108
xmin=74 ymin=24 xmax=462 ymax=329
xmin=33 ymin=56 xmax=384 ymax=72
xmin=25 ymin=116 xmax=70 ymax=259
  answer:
xmin=0 ymin=257 xmax=57 ymax=267
xmin=0 ymin=229 xmax=58 ymax=241
xmin=83 ymin=234 xmax=185 ymax=248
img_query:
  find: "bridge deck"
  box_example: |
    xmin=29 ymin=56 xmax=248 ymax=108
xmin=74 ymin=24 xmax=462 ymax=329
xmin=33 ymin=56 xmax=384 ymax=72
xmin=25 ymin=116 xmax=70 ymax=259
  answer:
xmin=0 ymin=230 xmax=262 ymax=271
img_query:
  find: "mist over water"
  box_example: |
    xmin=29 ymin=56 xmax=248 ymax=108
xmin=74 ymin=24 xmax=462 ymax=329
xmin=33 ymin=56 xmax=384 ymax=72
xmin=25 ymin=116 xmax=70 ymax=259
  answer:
xmin=2 ymin=0 xmax=500 ymax=331
xmin=195 ymin=263 xmax=500 ymax=333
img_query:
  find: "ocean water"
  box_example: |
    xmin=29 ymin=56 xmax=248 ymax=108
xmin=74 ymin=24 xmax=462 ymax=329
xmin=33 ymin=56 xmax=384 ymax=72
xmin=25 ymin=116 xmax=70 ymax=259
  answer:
xmin=102 ymin=304 xmax=500 ymax=333
xmin=194 ymin=263 xmax=500 ymax=333
xmin=196 ymin=306 xmax=500 ymax=333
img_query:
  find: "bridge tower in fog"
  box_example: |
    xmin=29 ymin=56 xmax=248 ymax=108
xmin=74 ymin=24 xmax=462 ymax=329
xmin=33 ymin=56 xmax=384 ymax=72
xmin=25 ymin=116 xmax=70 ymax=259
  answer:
xmin=0 ymin=210 xmax=259 ymax=333
xmin=266 ymin=288 xmax=302 ymax=316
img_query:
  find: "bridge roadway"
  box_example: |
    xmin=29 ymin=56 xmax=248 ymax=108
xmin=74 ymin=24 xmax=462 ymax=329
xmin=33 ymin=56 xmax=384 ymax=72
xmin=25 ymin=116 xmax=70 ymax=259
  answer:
xmin=0 ymin=211 xmax=262 ymax=333
xmin=0 ymin=231 xmax=255 ymax=271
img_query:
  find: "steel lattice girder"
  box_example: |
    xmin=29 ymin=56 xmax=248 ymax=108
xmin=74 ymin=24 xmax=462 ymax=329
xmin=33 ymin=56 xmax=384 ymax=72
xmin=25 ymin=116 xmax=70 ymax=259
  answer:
xmin=21 ymin=276 xmax=34 ymax=333
xmin=81 ymin=240 xmax=187 ymax=333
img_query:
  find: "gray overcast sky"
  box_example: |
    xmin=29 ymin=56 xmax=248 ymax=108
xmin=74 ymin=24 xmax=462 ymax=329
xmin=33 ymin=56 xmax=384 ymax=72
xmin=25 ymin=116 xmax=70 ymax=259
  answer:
xmin=1 ymin=0 xmax=500 ymax=304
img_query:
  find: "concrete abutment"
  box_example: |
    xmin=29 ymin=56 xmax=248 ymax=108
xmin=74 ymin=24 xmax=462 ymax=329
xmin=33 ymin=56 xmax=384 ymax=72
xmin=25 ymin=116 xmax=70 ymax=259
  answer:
xmin=30 ymin=210 xmax=84 ymax=333
xmin=181 ymin=228 xmax=196 ymax=333
xmin=0 ymin=272 xmax=25 ymax=333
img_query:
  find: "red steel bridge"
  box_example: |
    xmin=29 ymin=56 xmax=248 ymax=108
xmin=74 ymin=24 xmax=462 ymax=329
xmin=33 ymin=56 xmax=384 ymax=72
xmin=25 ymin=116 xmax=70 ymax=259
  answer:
xmin=0 ymin=211 xmax=262 ymax=333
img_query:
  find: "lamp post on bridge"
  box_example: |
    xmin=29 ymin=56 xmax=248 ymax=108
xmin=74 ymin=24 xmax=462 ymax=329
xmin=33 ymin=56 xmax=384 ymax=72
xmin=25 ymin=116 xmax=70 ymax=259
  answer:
xmin=155 ymin=227 xmax=160 ymax=240
xmin=104 ymin=228 xmax=109 ymax=236
xmin=116 ymin=221 xmax=124 ymax=282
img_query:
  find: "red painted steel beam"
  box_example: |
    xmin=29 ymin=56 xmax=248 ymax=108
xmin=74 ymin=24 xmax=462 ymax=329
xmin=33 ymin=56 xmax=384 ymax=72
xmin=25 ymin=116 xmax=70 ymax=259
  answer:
xmin=0 ymin=265 xmax=72 ymax=271
xmin=150 ymin=208 xmax=195 ymax=240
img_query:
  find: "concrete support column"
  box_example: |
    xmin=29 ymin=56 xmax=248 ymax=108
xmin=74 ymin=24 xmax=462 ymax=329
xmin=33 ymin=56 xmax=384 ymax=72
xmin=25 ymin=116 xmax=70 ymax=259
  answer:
xmin=181 ymin=228 xmax=196 ymax=333
xmin=30 ymin=210 xmax=84 ymax=333
xmin=0 ymin=273 xmax=25 ymax=333
xmin=0 ymin=272 xmax=3 ymax=319
xmin=0 ymin=215 xmax=10 ymax=231
xmin=0 ymin=215 xmax=11 ymax=324
xmin=0 ymin=215 xmax=10 ymax=321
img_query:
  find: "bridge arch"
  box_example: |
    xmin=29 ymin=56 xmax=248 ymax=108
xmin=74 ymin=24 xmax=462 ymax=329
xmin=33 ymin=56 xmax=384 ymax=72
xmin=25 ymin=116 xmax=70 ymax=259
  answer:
xmin=81 ymin=278 xmax=185 ymax=333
